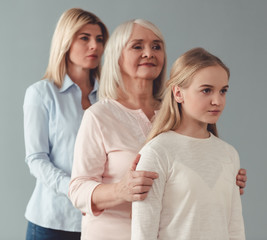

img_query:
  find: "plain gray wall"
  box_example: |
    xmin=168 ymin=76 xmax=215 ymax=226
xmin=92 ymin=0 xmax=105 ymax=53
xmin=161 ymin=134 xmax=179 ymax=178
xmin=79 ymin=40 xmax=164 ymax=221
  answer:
xmin=1 ymin=0 xmax=266 ymax=239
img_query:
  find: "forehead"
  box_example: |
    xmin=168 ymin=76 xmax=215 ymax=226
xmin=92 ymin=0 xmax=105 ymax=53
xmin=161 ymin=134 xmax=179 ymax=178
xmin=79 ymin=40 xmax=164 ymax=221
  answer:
xmin=77 ymin=24 xmax=102 ymax=35
xmin=191 ymin=65 xmax=229 ymax=86
xmin=128 ymin=23 xmax=161 ymax=41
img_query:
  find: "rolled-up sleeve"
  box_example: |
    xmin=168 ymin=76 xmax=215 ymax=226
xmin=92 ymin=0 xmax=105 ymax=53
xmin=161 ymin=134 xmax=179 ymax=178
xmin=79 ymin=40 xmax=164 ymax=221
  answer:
xmin=69 ymin=109 xmax=107 ymax=215
xmin=23 ymin=86 xmax=70 ymax=196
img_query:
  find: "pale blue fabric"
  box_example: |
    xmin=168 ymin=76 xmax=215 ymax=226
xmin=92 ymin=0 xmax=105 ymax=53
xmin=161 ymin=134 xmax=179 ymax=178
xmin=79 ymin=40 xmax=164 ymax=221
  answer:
xmin=23 ymin=75 xmax=98 ymax=231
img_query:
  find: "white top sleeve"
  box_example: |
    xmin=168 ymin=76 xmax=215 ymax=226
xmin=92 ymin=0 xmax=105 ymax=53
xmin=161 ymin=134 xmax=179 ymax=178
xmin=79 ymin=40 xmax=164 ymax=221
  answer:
xmin=228 ymin=150 xmax=246 ymax=240
xmin=132 ymin=145 xmax=168 ymax=240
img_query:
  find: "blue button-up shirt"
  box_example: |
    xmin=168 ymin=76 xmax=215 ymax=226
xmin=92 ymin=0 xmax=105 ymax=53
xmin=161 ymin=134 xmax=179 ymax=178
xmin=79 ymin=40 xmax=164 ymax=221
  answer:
xmin=23 ymin=75 xmax=98 ymax=231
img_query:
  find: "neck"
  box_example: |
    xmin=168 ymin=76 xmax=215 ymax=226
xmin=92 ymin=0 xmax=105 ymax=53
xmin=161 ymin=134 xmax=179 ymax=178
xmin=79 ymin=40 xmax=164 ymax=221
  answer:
xmin=67 ymin=62 xmax=92 ymax=89
xmin=175 ymin=117 xmax=210 ymax=139
xmin=117 ymin=78 xmax=159 ymax=109
xmin=117 ymin=77 xmax=160 ymax=120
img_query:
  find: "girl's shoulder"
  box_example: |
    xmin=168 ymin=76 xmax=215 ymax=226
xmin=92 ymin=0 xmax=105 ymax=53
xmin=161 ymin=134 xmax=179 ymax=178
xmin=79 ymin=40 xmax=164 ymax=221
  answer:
xmin=211 ymin=134 xmax=238 ymax=155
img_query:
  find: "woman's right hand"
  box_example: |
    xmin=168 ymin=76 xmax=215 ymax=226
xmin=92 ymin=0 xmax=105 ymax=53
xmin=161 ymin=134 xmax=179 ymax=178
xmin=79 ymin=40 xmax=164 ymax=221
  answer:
xmin=115 ymin=154 xmax=158 ymax=202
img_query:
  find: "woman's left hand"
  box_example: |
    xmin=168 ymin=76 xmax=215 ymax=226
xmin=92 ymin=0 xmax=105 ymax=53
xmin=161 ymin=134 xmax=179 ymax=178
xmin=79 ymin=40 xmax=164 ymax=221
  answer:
xmin=236 ymin=168 xmax=247 ymax=195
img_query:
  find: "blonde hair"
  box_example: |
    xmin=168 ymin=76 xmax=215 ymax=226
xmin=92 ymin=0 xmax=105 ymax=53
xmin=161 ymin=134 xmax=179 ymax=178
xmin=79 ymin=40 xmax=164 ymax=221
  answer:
xmin=98 ymin=19 xmax=167 ymax=100
xmin=43 ymin=8 xmax=109 ymax=88
xmin=147 ymin=47 xmax=230 ymax=142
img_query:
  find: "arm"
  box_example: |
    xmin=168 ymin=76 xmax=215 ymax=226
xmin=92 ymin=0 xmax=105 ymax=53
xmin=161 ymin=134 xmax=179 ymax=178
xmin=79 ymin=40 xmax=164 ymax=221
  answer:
xmin=229 ymin=151 xmax=246 ymax=239
xmin=23 ymin=86 xmax=70 ymax=196
xmin=91 ymin=154 xmax=158 ymax=213
xmin=69 ymin=111 xmax=158 ymax=216
xmin=131 ymin=147 xmax=166 ymax=240
xmin=236 ymin=168 xmax=247 ymax=195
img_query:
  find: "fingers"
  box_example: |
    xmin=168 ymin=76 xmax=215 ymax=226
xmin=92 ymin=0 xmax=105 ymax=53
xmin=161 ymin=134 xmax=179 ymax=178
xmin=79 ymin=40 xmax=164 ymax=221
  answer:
xmin=236 ymin=174 xmax=247 ymax=182
xmin=130 ymin=154 xmax=141 ymax=171
xmin=120 ymin=155 xmax=158 ymax=202
xmin=132 ymin=185 xmax=152 ymax=194
xmin=132 ymin=170 xmax=158 ymax=179
xmin=239 ymin=188 xmax=244 ymax=195
xmin=132 ymin=192 xmax=149 ymax=201
xmin=238 ymin=168 xmax=247 ymax=175
xmin=236 ymin=179 xmax=246 ymax=188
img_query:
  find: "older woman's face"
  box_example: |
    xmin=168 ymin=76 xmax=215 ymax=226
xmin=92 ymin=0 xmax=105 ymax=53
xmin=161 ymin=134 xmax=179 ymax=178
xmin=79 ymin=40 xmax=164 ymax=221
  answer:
xmin=119 ymin=24 xmax=165 ymax=82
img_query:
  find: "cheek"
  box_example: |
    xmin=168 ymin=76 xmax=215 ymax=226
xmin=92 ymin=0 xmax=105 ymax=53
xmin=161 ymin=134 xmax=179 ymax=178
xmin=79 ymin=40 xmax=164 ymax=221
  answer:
xmin=221 ymin=98 xmax=226 ymax=109
xmin=157 ymin=53 xmax=165 ymax=67
xmin=98 ymin=45 xmax=104 ymax=55
xmin=69 ymin=45 xmax=82 ymax=60
xmin=186 ymin=95 xmax=207 ymax=111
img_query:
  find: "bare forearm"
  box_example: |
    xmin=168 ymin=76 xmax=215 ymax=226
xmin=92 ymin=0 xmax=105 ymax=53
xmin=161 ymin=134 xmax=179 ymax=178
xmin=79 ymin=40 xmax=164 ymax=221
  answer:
xmin=91 ymin=183 xmax=125 ymax=213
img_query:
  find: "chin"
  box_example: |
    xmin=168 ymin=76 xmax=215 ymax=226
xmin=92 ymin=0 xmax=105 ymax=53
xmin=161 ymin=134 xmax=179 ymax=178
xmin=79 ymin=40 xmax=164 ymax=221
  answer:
xmin=207 ymin=120 xmax=219 ymax=124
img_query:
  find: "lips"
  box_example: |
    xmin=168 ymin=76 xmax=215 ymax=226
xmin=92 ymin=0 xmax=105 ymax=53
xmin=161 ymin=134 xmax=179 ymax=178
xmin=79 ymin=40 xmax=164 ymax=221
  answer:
xmin=138 ymin=62 xmax=156 ymax=66
xmin=87 ymin=54 xmax=98 ymax=58
xmin=208 ymin=110 xmax=221 ymax=115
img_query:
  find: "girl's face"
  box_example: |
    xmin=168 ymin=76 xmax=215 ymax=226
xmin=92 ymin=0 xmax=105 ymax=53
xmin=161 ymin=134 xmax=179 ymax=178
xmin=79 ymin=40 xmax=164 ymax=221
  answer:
xmin=175 ymin=65 xmax=229 ymax=127
xmin=119 ymin=24 xmax=165 ymax=82
xmin=68 ymin=24 xmax=104 ymax=70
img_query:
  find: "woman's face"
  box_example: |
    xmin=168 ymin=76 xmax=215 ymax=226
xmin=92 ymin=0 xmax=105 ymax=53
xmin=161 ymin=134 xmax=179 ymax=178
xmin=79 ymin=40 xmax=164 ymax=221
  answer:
xmin=119 ymin=24 xmax=165 ymax=82
xmin=68 ymin=24 xmax=104 ymax=70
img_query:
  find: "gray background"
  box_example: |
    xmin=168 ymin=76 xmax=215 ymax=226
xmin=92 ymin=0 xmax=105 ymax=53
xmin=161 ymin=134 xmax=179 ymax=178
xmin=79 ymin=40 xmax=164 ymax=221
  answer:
xmin=1 ymin=0 xmax=266 ymax=239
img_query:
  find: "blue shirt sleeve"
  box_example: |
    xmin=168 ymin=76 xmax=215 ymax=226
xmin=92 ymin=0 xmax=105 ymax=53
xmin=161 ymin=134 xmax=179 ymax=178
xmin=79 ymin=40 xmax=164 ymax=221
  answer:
xmin=23 ymin=85 xmax=70 ymax=196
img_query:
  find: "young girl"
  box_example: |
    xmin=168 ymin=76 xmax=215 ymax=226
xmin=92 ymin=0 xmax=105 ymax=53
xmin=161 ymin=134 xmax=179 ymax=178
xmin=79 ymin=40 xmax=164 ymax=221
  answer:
xmin=131 ymin=48 xmax=245 ymax=240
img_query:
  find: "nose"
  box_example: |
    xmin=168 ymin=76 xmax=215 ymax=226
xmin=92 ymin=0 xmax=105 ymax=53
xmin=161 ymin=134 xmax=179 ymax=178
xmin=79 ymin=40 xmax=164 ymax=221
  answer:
xmin=89 ymin=39 xmax=97 ymax=50
xmin=142 ymin=47 xmax=154 ymax=58
xmin=211 ymin=93 xmax=224 ymax=106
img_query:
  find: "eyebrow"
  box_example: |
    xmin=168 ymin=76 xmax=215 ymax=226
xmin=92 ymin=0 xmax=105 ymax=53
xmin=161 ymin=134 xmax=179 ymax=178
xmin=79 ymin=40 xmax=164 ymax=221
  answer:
xmin=129 ymin=39 xmax=163 ymax=44
xmin=200 ymin=84 xmax=229 ymax=88
xmin=78 ymin=32 xmax=103 ymax=37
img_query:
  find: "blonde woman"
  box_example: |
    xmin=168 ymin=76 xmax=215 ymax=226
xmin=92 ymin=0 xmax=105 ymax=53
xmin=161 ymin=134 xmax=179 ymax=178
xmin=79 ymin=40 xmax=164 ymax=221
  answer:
xmin=131 ymin=48 xmax=245 ymax=240
xmin=23 ymin=8 xmax=108 ymax=240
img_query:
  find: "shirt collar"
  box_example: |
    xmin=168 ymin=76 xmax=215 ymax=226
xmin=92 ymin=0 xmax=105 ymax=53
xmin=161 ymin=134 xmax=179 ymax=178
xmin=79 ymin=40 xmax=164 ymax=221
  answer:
xmin=59 ymin=75 xmax=75 ymax=93
xmin=91 ymin=78 xmax=99 ymax=94
xmin=59 ymin=75 xmax=99 ymax=94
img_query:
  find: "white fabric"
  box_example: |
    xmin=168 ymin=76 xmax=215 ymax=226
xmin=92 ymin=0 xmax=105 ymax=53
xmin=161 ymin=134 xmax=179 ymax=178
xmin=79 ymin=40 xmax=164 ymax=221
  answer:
xmin=131 ymin=131 xmax=245 ymax=240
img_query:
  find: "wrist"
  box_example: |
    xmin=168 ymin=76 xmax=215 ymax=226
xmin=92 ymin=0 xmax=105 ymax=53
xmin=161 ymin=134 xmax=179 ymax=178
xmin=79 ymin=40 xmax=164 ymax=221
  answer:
xmin=114 ymin=182 xmax=125 ymax=204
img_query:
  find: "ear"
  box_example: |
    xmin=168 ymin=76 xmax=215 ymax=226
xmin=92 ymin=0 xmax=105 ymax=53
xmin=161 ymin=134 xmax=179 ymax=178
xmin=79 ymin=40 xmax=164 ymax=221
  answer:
xmin=172 ymin=85 xmax=184 ymax=103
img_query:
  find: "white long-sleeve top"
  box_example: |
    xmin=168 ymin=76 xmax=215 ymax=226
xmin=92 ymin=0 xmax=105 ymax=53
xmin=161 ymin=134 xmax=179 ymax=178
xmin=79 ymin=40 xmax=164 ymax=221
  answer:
xmin=132 ymin=131 xmax=245 ymax=240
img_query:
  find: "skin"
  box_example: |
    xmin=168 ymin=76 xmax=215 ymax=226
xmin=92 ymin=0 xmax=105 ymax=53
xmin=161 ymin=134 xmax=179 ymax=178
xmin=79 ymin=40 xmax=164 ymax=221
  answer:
xmin=118 ymin=24 xmax=165 ymax=119
xmin=173 ymin=65 xmax=246 ymax=194
xmin=91 ymin=24 xmax=165 ymax=213
xmin=237 ymin=168 xmax=247 ymax=195
xmin=173 ymin=65 xmax=229 ymax=138
xmin=67 ymin=24 xmax=104 ymax=109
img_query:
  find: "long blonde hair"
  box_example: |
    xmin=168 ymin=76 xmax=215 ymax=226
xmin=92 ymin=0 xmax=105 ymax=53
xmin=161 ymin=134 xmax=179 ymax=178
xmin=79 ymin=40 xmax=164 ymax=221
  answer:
xmin=147 ymin=47 xmax=230 ymax=142
xmin=98 ymin=19 xmax=167 ymax=101
xmin=43 ymin=8 xmax=109 ymax=88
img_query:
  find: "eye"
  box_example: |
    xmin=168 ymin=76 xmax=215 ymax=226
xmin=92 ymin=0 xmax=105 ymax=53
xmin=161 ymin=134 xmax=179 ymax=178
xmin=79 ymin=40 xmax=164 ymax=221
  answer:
xmin=96 ymin=37 xmax=104 ymax=43
xmin=132 ymin=44 xmax=142 ymax=50
xmin=152 ymin=44 xmax=161 ymax=50
xmin=202 ymin=88 xmax=211 ymax=94
xmin=80 ymin=36 xmax=89 ymax=41
xmin=220 ymin=88 xmax=228 ymax=95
